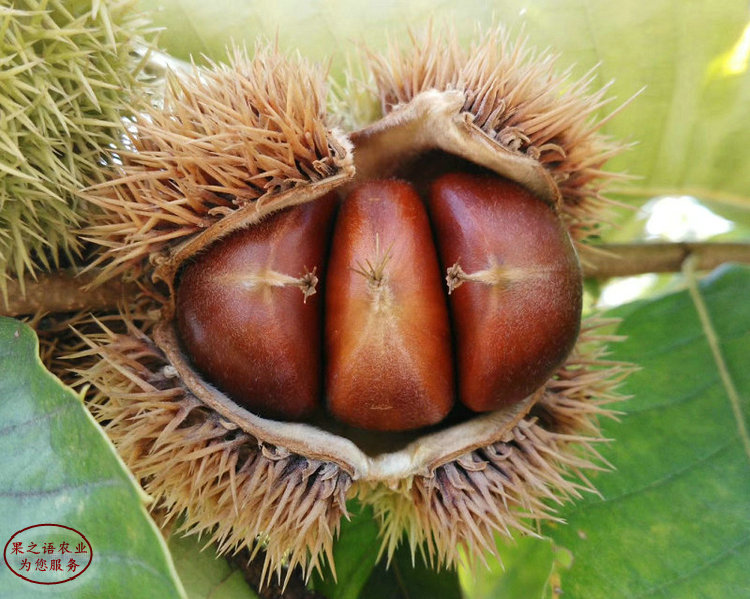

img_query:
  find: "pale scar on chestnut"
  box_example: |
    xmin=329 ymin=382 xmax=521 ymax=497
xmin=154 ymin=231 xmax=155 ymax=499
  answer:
xmin=175 ymin=167 xmax=582 ymax=430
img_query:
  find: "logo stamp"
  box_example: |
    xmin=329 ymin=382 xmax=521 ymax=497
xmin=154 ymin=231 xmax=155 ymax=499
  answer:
xmin=3 ymin=524 xmax=93 ymax=585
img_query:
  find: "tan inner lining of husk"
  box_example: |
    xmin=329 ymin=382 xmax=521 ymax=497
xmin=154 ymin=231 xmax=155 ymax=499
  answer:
xmin=348 ymin=89 xmax=561 ymax=205
xmin=155 ymin=321 xmax=538 ymax=480
xmin=153 ymin=89 xmax=565 ymax=482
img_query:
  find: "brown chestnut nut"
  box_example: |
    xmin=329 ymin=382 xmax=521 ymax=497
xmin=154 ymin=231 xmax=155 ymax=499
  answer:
xmin=428 ymin=172 xmax=583 ymax=412
xmin=175 ymin=195 xmax=337 ymax=420
xmin=176 ymin=172 xmax=582 ymax=425
xmin=325 ymin=180 xmax=454 ymax=431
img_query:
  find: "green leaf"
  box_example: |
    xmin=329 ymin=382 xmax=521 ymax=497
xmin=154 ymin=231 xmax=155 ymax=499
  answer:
xmin=311 ymin=500 xmax=462 ymax=599
xmin=312 ymin=501 xmax=381 ymax=599
xmin=167 ymin=533 xmax=258 ymax=599
xmin=542 ymin=264 xmax=750 ymax=598
xmin=458 ymin=535 xmax=558 ymax=599
xmin=359 ymin=544 xmax=462 ymax=599
xmin=0 ymin=317 xmax=186 ymax=599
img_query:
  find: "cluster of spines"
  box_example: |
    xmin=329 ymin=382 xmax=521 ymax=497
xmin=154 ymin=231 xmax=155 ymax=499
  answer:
xmin=71 ymin=313 xmax=630 ymax=580
xmin=83 ymin=45 xmax=352 ymax=284
xmin=363 ymin=26 xmax=630 ymax=241
xmin=71 ymin=313 xmax=351 ymax=587
xmin=0 ymin=0 xmax=152 ymax=299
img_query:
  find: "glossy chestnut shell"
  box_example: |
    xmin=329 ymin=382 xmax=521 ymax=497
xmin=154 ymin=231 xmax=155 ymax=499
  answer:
xmin=176 ymin=168 xmax=582 ymax=431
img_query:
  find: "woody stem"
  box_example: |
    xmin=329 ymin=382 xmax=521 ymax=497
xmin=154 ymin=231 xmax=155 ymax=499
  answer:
xmin=578 ymin=242 xmax=750 ymax=278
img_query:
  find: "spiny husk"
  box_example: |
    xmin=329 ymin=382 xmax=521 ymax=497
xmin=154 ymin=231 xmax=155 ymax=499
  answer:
xmin=72 ymin=314 xmax=628 ymax=584
xmin=360 ymin=26 xmax=629 ymax=241
xmin=71 ymin=29 xmax=634 ymax=586
xmin=0 ymin=0 xmax=152 ymax=299
xmin=83 ymin=45 xmax=353 ymax=285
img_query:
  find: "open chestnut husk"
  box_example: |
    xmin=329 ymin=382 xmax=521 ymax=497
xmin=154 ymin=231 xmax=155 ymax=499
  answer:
xmin=77 ymin=30 xmax=632 ymax=584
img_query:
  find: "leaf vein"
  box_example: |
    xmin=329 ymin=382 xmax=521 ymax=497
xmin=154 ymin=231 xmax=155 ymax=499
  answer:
xmin=0 ymin=477 xmax=124 ymax=499
xmin=574 ymin=439 xmax=734 ymax=509
xmin=630 ymin=533 xmax=750 ymax=598
xmin=684 ymin=256 xmax=750 ymax=463
xmin=0 ymin=404 xmax=72 ymax=436
xmin=623 ymin=378 xmax=716 ymax=414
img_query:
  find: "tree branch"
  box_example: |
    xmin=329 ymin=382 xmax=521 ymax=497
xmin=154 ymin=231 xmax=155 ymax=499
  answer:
xmin=1 ymin=270 xmax=139 ymax=317
xmin=2 ymin=242 xmax=749 ymax=317
xmin=579 ymin=242 xmax=750 ymax=278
